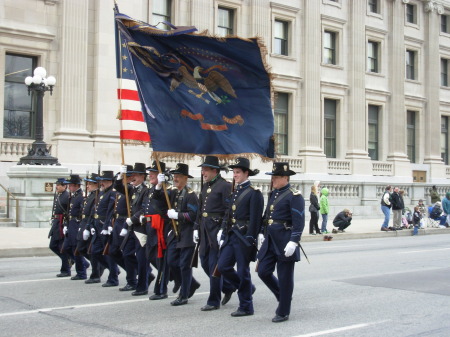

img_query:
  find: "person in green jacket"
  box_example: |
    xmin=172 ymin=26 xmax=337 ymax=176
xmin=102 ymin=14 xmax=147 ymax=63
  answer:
xmin=430 ymin=185 xmax=440 ymax=205
xmin=319 ymin=188 xmax=329 ymax=234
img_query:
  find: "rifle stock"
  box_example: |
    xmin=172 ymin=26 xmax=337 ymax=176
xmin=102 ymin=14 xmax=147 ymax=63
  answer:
xmin=190 ymin=242 xmax=199 ymax=268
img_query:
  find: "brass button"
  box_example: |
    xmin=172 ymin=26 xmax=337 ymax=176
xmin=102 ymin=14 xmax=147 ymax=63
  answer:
xmin=202 ymin=212 xmax=208 ymax=217
xmin=82 ymin=215 xmax=85 ymax=219
xmin=232 ymin=205 xmax=236 ymax=211
xmin=268 ymin=219 xmax=273 ymax=224
xmin=207 ymin=188 xmax=211 ymax=193
xmin=270 ymin=205 xmax=274 ymax=211
xmin=232 ymin=218 xmax=236 ymax=223
xmin=94 ymin=214 xmax=98 ymax=219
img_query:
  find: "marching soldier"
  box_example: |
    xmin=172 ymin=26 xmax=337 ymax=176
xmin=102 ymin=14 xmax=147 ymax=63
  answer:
xmin=48 ymin=178 xmax=71 ymax=277
xmin=165 ymin=163 xmax=201 ymax=306
xmin=257 ymin=162 xmax=305 ymax=323
xmin=141 ymin=161 xmax=169 ymax=300
xmin=217 ymin=158 xmax=263 ymax=316
xmin=194 ymin=156 xmax=235 ymax=311
xmin=86 ymin=171 xmax=119 ymax=287
xmin=115 ymin=163 xmax=148 ymax=292
xmin=62 ymin=174 xmax=90 ymax=280
xmin=79 ymin=173 xmax=100 ymax=282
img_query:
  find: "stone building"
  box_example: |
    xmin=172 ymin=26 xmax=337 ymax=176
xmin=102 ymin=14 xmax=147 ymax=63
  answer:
xmin=1 ymin=0 xmax=450 ymax=225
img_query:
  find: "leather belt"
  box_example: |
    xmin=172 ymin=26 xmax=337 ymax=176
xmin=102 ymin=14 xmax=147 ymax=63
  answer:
xmin=231 ymin=219 xmax=249 ymax=230
xmin=94 ymin=214 xmax=106 ymax=220
xmin=115 ymin=214 xmax=127 ymax=219
xmin=69 ymin=216 xmax=81 ymax=220
xmin=267 ymin=220 xmax=291 ymax=230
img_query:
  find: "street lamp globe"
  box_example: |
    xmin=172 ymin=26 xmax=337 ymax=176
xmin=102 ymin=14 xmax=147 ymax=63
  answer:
xmin=24 ymin=76 xmax=33 ymax=86
xmin=34 ymin=67 xmax=47 ymax=78
xmin=32 ymin=75 xmax=42 ymax=84
xmin=47 ymin=76 xmax=56 ymax=86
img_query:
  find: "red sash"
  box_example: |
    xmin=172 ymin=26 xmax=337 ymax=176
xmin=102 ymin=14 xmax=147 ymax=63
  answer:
xmin=149 ymin=214 xmax=166 ymax=258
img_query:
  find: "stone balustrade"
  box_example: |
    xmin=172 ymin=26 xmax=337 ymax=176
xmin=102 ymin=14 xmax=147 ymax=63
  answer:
xmin=327 ymin=159 xmax=351 ymax=175
xmin=373 ymin=162 xmax=394 ymax=176
xmin=0 ymin=141 xmax=35 ymax=161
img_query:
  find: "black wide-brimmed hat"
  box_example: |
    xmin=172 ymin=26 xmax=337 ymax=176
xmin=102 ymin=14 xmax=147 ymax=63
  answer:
xmin=125 ymin=164 xmax=133 ymax=177
xmin=64 ymin=174 xmax=82 ymax=185
xmin=55 ymin=178 xmax=67 ymax=185
xmin=198 ymin=155 xmax=227 ymax=170
xmin=97 ymin=170 xmax=115 ymax=181
xmin=129 ymin=162 xmax=147 ymax=175
xmin=84 ymin=173 xmax=99 ymax=183
xmin=170 ymin=163 xmax=193 ymax=178
xmin=228 ymin=157 xmax=259 ymax=176
xmin=146 ymin=161 xmax=166 ymax=172
xmin=265 ymin=162 xmax=296 ymax=176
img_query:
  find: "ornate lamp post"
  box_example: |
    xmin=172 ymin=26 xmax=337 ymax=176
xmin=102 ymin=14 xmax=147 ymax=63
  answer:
xmin=19 ymin=67 xmax=59 ymax=165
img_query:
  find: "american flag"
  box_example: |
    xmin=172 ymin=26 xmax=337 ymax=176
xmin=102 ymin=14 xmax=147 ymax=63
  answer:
xmin=116 ymin=26 xmax=150 ymax=144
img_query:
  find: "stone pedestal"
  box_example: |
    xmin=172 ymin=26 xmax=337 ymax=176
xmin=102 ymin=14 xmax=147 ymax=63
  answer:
xmin=7 ymin=165 xmax=70 ymax=228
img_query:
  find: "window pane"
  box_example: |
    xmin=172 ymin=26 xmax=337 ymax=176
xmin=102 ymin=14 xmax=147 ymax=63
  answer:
xmin=441 ymin=58 xmax=448 ymax=87
xmin=152 ymin=0 xmax=171 ymax=28
xmin=5 ymin=54 xmax=34 ymax=82
xmin=3 ymin=110 xmax=32 ymax=138
xmin=324 ymin=99 xmax=337 ymax=158
xmin=274 ymin=93 xmax=288 ymax=155
xmin=323 ymin=31 xmax=336 ymax=64
xmin=218 ymin=7 xmax=233 ymax=36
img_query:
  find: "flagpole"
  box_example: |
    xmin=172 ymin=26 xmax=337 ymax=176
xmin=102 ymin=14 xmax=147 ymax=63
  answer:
xmin=155 ymin=156 xmax=178 ymax=237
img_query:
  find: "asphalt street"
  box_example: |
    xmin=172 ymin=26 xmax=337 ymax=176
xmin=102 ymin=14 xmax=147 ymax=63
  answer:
xmin=0 ymin=235 xmax=449 ymax=337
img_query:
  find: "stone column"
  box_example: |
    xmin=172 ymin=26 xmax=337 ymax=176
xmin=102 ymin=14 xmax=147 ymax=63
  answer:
xmin=249 ymin=0 xmax=270 ymax=38
xmin=54 ymin=0 xmax=90 ymax=136
xmin=189 ymin=0 xmax=213 ymax=30
xmin=299 ymin=0 xmax=326 ymax=173
xmin=387 ymin=0 xmax=410 ymax=177
xmin=346 ymin=0 xmax=372 ymax=175
xmin=423 ymin=1 xmax=446 ymax=180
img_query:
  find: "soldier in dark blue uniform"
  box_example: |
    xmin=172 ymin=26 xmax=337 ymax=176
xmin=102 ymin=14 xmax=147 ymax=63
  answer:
xmin=194 ymin=156 xmax=235 ymax=311
xmin=165 ymin=163 xmax=200 ymax=306
xmin=62 ymin=174 xmax=90 ymax=280
xmin=48 ymin=178 xmax=71 ymax=277
xmin=85 ymin=171 xmax=119 ymax=287
xmin=78 ymin=173 xmax=99 ymax=279
xmin=115 ymin=163 xmax=148 ymax=292
xmin=142 ymin=161 xmax=170 ymax=300
xmin=257 ymin=162 xmax=305 ymax=323
xmin=217 ymin=158 xmax=263 ymax=316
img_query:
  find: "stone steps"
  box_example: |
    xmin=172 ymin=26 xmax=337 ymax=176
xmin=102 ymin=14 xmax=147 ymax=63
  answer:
xmin=0 ymin=212 xmax=16 ymax=227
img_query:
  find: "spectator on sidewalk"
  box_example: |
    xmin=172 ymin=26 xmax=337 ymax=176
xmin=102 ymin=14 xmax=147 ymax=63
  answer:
xmin=380 ymin=185 xmax=392 ymax=231
xmin=429 ymin=202 xmax=447 ymax=226
xmin=332 ymin=209 xmax=352 ymax=233
xmin=412 ymin=206 xmax=422 ymax=236
xmin=430 ymin=185 xmax=440 ymax=205
xmin=309 ymin=185 xmax=321 ymax=235
xmin=319 ymin=188 xmax=329 ymax=234
xmin=391 ymin=187 xmax=404 ymax=230
xmin=442 ymin=192 xmax=450 ymax=226
xmin=417 ymin=199 xmax=427 ymax=228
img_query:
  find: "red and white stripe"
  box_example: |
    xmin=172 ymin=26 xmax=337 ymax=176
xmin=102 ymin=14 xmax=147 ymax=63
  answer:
xmin=117 ymin=78 xmax=150 ymax=142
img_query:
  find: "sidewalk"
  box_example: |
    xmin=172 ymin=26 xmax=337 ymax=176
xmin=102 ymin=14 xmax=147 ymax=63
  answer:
xmin=0 ymin=217 xmax=449 ymax=258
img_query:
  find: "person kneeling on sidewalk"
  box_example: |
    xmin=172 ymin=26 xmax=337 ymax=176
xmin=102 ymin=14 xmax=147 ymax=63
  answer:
xmin=332 ymin=209 xmax=352 ymax=233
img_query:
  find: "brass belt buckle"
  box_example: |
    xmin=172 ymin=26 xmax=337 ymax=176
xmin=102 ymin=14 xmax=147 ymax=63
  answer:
xmin=202 ymin=212 xmax=208 ymax=217
xmin=268 ymin=219 xmax=273 ymax=225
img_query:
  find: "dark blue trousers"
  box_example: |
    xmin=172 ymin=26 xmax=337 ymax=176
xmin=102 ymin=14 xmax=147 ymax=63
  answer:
xmin=167 ymin=240 xmax=198 ymax=299
xmin=49 ymin=238 xmax=71 ymax=274
xmin=257 ymin=242 xmax=295 ymax=317
xmin=121 ymin=234 xmax=138 ymax=288
xmin=135 ymin=241 xmax=150 ymax=292
xmin=63 ymin=239 xmax=88 ymax=278
xmin=200 ymin=244 xmax=235 ymax=307
xmin=90 ymin=235 xmax=119 ymax=284
xmin=217 ymin=234 xmax=253 ymax=313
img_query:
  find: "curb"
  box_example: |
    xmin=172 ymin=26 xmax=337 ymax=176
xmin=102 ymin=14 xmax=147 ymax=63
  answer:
xmin=0 ymin=229 xmax=449 ymax=258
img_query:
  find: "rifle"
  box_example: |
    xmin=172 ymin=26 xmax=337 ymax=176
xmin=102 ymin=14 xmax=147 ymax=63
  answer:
xmin=75 ymin=170 xmax=90 ymax=257
xmin=255 ymin=178 xmax=274 ymax=272
xmin=155 ymin=158 xmax=178 ymax=237
xmin=190 ymin=242 xmax=199 ymax=268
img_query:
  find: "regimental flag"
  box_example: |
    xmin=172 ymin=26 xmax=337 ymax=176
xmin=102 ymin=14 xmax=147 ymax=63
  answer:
xmin=116 ymin=17 xmax=150 ymax=144
xmin=115 ymin=9 xmax=275 ymax=159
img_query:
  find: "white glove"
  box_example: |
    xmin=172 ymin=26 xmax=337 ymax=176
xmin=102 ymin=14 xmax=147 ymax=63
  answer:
xmin=284 ymin=241 xmax=297 ymax=258
xmin=108 ymin=226 xmax=113 ymax=235
xmin=217 ymin=229 xmax=223 ymax=244
xmin=193 ymin=229 xmax=199 ymax=243
xmin=120 ymin=228 xmax=128 ymax=237
xmin=83 ymin=229 xmax=90 ymax=241
xmin=100 ymin=229 xmax=108 ymax=235
xmin=167 ymin=209 xmax=178 ymax=219
xmin=257 ymin=234 xmax=265 ymax=250
xmin=219 ymin=240 xmax=224 ymax=248
xmin=90 ymin=228 xmax=96 ymax=236
xmin=156 ymin=173 xmax=165 ymax=190
xmin=126 ymin=218 xmax=133 ymax=226
xmin=63 ymin=226 xmax=68 ymax=235
xmin=139 ymin=215 xmax=145 ymax=223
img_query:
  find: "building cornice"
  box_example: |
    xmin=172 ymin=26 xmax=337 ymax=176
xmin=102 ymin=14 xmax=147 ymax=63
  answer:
xmin=270 ymin=2 xmax=300 ymax=13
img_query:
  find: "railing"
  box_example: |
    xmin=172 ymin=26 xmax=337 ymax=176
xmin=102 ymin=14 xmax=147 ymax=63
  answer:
xmin=327 ymin=159 xmax=351 ymax=175
xmin=0 ymin=183 xmax=19 ymax=226
xmin=373 ymin=162 xmax=394 ymax=176
xmin=0 ymin=140 xmax=34 ymax=161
